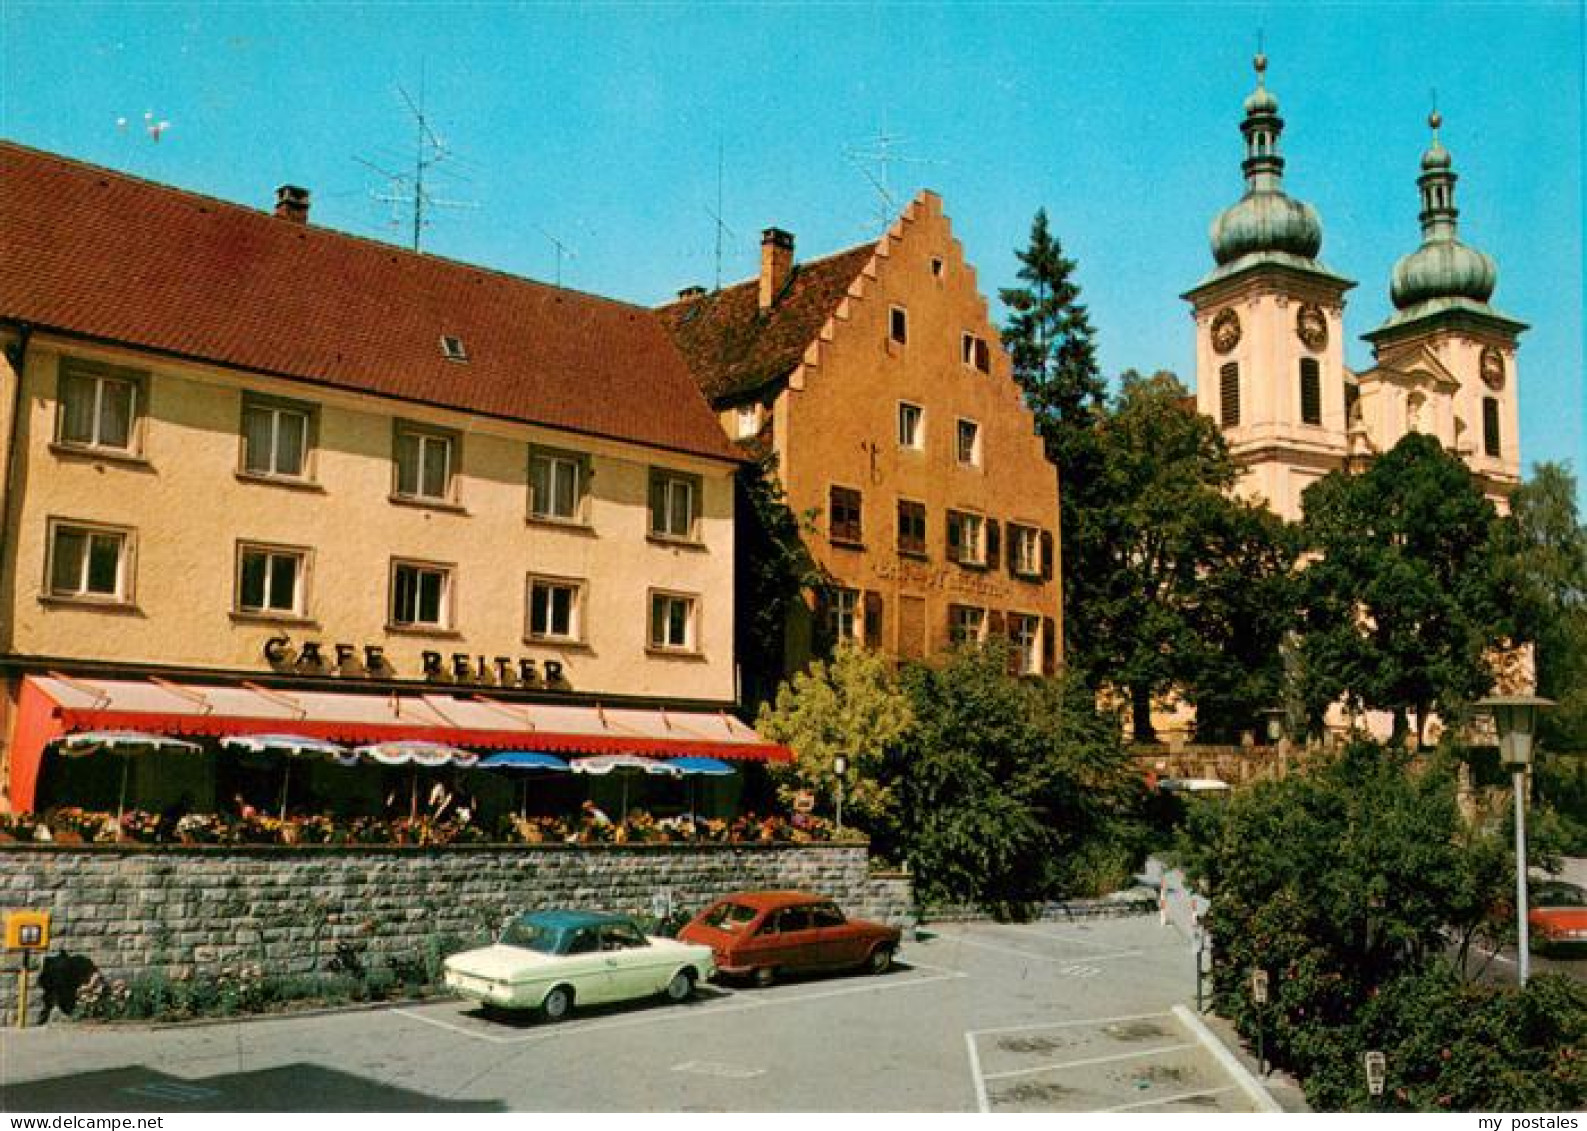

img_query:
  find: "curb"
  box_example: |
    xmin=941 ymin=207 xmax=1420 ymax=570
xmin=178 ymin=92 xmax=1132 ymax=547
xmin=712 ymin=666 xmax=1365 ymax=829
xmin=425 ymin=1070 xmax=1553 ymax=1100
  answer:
xmin=1172 ymin=1003 xmax=1282 ymax=1113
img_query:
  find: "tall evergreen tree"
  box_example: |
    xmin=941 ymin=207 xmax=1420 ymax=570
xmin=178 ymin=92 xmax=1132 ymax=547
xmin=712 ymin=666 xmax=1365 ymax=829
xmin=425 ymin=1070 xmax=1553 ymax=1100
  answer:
xmin=1000 ymin=209 xmax=1108 ymax=668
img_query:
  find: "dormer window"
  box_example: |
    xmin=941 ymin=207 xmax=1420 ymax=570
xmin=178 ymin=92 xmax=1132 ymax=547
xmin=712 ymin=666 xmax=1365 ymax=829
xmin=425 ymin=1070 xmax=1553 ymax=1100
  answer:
xmin=439 ymin=335 xmax=469 ymax=363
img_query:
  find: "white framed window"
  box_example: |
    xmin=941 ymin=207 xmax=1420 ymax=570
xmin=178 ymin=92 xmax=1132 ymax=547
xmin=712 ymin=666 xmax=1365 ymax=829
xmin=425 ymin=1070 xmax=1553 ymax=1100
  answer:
xmin=950 ymin=511 xmax=985 ymax=566
xmin=950 ymin=604 xmax=986 ymax=645
xmin=58 ymin=361 xmax=142 ymax=454
xmin=527 ymin=576 xmax=584 ymax=642
xmin=734 ymin=404 xmax=761 ymax=439
xmin=1012 ymin=525 xmax=1041 ymax=578
xmin=529 ymin=447 xmax=587 ymax=523
xmin=394 ymin=423 xmax=456 ymax=504
xmin=47 ymin=520 xmax=132 ymax=603
xmin=961 ymin=333 xmax=991 ymax=373
xmin=390 ymin=559 xmax=452 ymax=630
xmin=828 ymin=587 xmax=860 ymax=643
xmin=236 ymin=543 xmax=307 ymax=617
xmin=956 ymin=418 xmax=982 ymax=467
xmin=241 ymin=397 xmax=313 ymax=480
xmin=897 ymin=402 xmax=924 ymax=450
xmin=889 ymin=305 xmax=909 ymax=345
xmin=649 ymin=469 xmax=700 ymax=541
xmin=1009 ymin=613 xmax=1042 ymax=675
xmin=649 ymin=590 xmax=698 ymax=652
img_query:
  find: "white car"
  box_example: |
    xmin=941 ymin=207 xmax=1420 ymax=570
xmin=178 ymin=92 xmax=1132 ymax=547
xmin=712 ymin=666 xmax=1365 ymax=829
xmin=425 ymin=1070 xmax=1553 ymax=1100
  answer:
xmin=444 ymin=909 xmax=716 ymax=1020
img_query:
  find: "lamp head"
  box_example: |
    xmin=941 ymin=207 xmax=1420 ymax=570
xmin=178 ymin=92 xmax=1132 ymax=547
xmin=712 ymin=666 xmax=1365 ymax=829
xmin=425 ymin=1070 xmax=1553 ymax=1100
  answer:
xmin=1476 ymin=695 xmax=1555 ymax=769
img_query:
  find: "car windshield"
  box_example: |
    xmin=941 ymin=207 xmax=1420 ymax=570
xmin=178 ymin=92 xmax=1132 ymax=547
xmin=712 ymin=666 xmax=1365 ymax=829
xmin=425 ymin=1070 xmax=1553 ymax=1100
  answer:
xmin=703 ymin=902 xmax=759 ymax=932
xmin=498 ymin=917 xmax=563 ymax=953
xmin=1535 ymin=883 xmax=1587 ymax=908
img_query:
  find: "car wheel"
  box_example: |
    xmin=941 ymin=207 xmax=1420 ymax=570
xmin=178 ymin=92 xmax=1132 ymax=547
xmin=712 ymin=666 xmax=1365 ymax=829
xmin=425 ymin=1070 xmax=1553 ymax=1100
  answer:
xmin=751 ymin=966 xmax=776 ymax=989
xmin=665 ymin=969 xmax=696 ymax=1003
xmin=541 ymin=985 xmax=575 ymax=1022
xmin=865 ymin=945 xmax=894 ymax=975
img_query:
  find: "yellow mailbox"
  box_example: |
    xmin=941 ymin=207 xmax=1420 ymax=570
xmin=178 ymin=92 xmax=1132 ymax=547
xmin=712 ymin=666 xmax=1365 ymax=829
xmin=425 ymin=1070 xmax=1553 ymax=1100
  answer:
xmin=4 ymin=910 xmax=49 ymax=951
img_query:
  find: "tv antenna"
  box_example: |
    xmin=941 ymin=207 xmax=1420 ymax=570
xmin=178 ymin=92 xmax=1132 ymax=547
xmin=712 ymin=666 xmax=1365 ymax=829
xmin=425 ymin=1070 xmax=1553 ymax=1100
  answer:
xmin=844 ymin=126 xmax=945 ymax=229
xmin=535 ymin=225 xmax=579 ymax=287
xmin=356 ymin=81 xmax=477 ymax=252
xmin=704 ymin=140 xmax=737 ymax=291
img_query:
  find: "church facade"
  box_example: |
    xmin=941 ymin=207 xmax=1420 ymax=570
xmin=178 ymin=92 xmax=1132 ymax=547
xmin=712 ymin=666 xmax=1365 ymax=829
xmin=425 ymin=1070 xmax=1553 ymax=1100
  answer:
xmin=1186 ymin=56 xmax=1526 ymax=522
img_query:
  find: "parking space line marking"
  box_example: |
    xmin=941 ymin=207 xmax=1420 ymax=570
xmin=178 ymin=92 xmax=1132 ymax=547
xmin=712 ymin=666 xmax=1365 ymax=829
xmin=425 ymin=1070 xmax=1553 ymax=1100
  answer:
xmin=394 ymin=967 xmax=970 ymax=1046
xmin=967 ymin=1011 xmax=1173 ymax=1038
xmin=1099 ymin=1084 xmax=1239 ymax=1113
xmin=966 ymin=1030 xmax=992 ymax=1113
xmin=944 ymin=935 xmax=1144 ymax=966
xmin=983 ymin=1041 xmax=1198 ymax=1082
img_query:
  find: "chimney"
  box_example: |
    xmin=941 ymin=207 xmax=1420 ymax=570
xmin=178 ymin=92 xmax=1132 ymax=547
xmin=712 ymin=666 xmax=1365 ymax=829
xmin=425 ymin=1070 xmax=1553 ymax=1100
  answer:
xmin=677 ymin=285 xmax=707 ymax=301
xmin=759 ymin=227 xmax=794 ymax=311
xmin=274 ymin=185 xmax=311 ymax=224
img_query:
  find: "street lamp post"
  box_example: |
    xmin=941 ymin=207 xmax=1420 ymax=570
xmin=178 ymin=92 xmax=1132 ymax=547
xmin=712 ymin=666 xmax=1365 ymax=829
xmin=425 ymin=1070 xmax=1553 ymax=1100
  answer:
xmin=832 ymin=754 xmax=849 ymax=832
xmin=1476 ymin=694 xmax=1554 ymax=987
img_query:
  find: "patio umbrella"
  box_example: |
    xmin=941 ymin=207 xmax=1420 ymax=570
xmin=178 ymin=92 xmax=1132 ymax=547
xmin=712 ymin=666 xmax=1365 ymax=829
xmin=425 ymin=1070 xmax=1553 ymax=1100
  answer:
xmin=669 ymin=756 xmax=736 ymax=821
xmin=52 ymin=730 xmax=203 ymax=828
xmin=220 ymin=734 xmax=351 ymax=821
xmin=569 ymin=753 xmax=681 ymax=818
xmin=354 ymin=740 xmax=478 ymax=819
xmin=477 ymin=751 xmax=570 ymax=816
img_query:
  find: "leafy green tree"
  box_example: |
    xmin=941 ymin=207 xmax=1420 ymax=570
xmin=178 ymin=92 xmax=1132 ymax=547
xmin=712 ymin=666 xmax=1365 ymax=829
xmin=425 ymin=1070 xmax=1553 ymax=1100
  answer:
xmin=999 ymin=209 xmax=1107 ymax=661
xmin=756 ymin=643 xmax=912 ymax=843
xmin=1177 ymin=743 xmax=1515 ymax=1107
xmin=735 ymin=452 xmax=827 ymax=710
xmin=1504 ymin=462 xmax=1587 ymax=753
xmin=1297 ymin=433 xmax=1513 ymax=744
xmin=1082 ymin=371 xmax=1242 ymax=738
xmin=894 ymin=644 xmax=1141 ymax=909
xmin=1179 ymin=499 xmax=1302 ymax=742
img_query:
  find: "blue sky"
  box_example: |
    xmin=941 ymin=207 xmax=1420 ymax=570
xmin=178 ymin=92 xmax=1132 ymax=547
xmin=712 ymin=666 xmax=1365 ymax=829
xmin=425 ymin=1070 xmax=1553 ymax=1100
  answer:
xmin=3 ymin=2 xmax=1581 ymax=495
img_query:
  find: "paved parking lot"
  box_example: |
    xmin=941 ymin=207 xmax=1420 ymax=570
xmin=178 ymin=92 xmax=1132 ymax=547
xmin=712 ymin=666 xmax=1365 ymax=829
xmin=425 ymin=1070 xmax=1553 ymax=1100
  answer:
xmin=0 ymin=914 xmax=1263 ymax=1112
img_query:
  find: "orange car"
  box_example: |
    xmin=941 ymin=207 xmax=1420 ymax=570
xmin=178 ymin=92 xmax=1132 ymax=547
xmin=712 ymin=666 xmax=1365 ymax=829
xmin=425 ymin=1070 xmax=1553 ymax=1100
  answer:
xmin=679 ymin=890 xmax=901 ymax=987
xmin=1529 ymin=881 xmax=1587 ymax=955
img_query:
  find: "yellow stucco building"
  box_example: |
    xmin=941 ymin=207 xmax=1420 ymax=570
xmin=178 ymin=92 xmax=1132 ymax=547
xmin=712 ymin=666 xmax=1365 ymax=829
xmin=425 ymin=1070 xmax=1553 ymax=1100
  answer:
xmin=0 ymin=142 xmax=787 ymax=815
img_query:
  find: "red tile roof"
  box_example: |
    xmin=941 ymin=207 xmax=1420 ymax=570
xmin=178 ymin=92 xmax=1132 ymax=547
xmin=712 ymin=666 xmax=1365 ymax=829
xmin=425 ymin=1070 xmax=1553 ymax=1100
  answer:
xmin=657 ymin=243 xmax=877 ymax=404
xmin=0 ymin=141 xmax=739 ymax=463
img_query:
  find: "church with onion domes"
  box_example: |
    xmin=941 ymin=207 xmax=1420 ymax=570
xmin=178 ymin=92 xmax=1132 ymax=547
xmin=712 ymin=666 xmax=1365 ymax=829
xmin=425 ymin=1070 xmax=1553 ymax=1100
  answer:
xmin=1186 ymin=55 xmax=1526 ymax=521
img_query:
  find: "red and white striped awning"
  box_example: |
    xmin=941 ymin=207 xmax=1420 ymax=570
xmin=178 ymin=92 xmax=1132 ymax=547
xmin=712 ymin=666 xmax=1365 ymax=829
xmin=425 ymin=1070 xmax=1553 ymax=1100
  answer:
xmin=10 ymin=674 xmax=790 ymax=812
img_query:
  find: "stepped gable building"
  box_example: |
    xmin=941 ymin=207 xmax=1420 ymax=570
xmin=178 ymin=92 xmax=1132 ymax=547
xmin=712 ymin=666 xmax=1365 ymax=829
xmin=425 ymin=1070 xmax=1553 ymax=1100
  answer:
xmin=660 ymin=192 xmax=1061 ymax=678
xmin=0 ymin=140 xmax=787 ymax=817
xmin=1186 ymin=56 xmax=1526 ymax=522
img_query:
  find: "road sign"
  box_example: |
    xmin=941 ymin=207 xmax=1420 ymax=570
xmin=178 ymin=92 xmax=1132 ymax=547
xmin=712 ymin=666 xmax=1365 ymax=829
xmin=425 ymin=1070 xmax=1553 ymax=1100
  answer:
xmin=3 ymin=910 xmax=48 ymax=951
xmin=1364 ymin=1051 xmax=1387 ymax=1097
xmin=1251 ymin=969 xmax=1269 ymax=1004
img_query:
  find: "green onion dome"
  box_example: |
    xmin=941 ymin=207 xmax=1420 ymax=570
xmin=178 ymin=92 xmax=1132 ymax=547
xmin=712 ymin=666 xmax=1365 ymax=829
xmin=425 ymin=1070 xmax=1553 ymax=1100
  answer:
xmin=1388 ymin=112 xmax=1498 ymax=310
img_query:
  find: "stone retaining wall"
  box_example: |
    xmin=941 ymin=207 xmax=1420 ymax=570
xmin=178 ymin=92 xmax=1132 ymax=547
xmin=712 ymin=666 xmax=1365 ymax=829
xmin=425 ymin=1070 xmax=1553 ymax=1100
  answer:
xmin=0 ymin=843 xmax=912 ymax=1023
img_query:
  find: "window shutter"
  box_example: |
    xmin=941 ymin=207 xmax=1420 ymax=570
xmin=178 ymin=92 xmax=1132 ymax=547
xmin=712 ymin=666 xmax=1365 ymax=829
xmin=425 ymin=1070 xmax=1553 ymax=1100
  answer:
xmin=988 ymin=609 xmax=1005 ymax=637
xmin=1040 ymin=530 xmax=1055 ymax=581
xmin=812 ymin=588 xmax=833 ymax=655
xmin=1041 ymin=616 xmax=1057 ymax=675
xmin=863 ymin=591 xmax=883 ymax=649
xmin=1220 ymin=363 xmax=1240 ymax=428
xmin=986 ymin=520 xmax=1001 ymax=572
xmin=1483 ymin=397 xmax=1501 ymax=457
xmin=946 ymin=511 xmax=962 ymax=563
xmin=1299 ymin=359 xmax=1321 ymax=426
xmin=648 ymin=472 xmax=666 ymax=532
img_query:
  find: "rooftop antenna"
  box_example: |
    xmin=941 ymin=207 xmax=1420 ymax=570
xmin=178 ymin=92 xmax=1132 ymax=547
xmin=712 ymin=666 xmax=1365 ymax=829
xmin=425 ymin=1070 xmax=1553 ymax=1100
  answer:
xmin=356 ymin=77 xmax=476 ymax=252
xmin=113 ymin=110 xmax=172 ymax=173
xmin=535 ymin=225 xmax=579 ymax=287
xmin=704 ymin=139 xmax=737 ymax=291
xmin=844 ymin=121 xmax=945 ymax=229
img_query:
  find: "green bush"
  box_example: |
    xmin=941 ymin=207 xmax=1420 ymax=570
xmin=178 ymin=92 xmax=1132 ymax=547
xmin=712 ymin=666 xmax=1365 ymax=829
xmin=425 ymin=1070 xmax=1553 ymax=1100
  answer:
xmin=1178 ymin=741 xmax=1582 ymax=1110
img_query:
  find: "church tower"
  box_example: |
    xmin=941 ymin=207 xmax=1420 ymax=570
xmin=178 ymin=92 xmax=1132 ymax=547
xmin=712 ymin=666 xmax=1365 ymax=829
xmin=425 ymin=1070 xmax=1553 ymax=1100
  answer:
xmin=1184 ymin=55 xmax=1356 ymax=521
xmin=1359 ymin=111 xmax=1527 ymax=506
